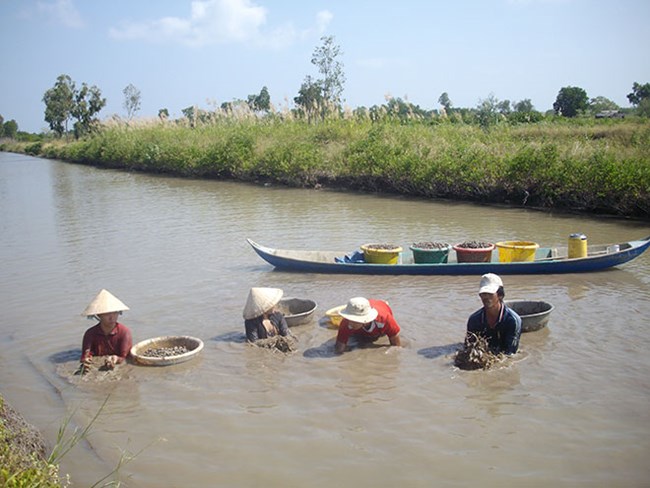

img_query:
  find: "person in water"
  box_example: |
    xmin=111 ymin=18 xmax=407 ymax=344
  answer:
xmin=466 ymin=273 xmax=521 ymax=355
xmin=80 ymin=289 xmax=133 ymax=371
xmin=243 ymin=287 xmax=289 ymax=343
xmin=334 ymin=297 xmax=402 ymax=354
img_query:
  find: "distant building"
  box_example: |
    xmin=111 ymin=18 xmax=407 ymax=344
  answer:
xmin=595 ymin=110 xmax=625 ymax=119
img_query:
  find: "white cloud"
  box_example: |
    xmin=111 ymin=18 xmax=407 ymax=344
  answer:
xmin=109 ymin=0 xmax=332 ymax=49
xmin=316 ymin=10 xmax=333 ymax=33
xmin=36 ymin=0 xmax=84 ymax=28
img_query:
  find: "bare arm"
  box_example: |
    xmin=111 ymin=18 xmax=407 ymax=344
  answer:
xmin=389 ymin=333 xmax=401 ymax=347
xmin=335 ymin=341 xmax=347 ymax=354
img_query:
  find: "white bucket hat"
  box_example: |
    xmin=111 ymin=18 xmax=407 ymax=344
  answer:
xmin=243 ymin=287 xmax=283 ymax=320
xmin=82 ymin=289 xmax=129 ymax=317
xmin=478 ymin=273 xmax=503 ymax=294
xmin=339 ymin=297 xmax=378 ymax=323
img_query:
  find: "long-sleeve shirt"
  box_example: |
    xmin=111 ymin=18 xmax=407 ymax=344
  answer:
xmin=244 ymin=311 xmax=288 ymax=342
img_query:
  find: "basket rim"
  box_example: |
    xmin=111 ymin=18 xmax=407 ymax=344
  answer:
xmin=495 ymin=241 xmax=540 ymax=249
xmin=130 ymin=335 xmax=204 ymax=364
xmin=325 ymin=304 xmax=346 ymax=316
xmin=453 ymin=242 xmax=495 ymax=251
xmin=360 ymin=243 xmax=403 ymax=253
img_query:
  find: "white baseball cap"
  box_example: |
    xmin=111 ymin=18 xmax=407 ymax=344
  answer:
xmin=478 ymin=273 xmax=503 ymax=294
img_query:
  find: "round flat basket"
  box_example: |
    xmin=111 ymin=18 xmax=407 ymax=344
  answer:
xmin=130 ymin=335 xmax=204 ymax=366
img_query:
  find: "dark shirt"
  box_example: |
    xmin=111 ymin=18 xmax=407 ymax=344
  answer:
xmin=81 ymin=322 xmax=133 ymax=362
xmin=467 ymin=303 xmax=521 ymax=354
xmin=244 ymin=311 xmax=288 ymax=342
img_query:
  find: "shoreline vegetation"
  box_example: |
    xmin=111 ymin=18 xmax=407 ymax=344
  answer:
xmin=0 ymin=394 xmax=63 ymax=487
xmin=1 ymin=116 xmax=649 ymax=220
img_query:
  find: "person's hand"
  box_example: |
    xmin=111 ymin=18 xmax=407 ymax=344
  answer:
xmin=103 ymin=355 xmax=119 ymax=370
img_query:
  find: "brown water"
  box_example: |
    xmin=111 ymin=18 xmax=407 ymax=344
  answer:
xmin=1 ymin=152 xmax=649 ymax=487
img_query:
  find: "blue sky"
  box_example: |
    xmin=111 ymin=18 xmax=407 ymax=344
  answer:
xmin=1 ymin=0 xmax=649 ymax=133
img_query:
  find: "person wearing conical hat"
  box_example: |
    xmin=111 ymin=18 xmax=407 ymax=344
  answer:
xmin=466 ymin=273 xmax=521 ymax=355
xmin=334 ymin=297 xmax=402 ymax=354
xmin=80 ymin=289 xmax=133 ymax=371
xmin=243 ymin=287 xmax=289 ymax=343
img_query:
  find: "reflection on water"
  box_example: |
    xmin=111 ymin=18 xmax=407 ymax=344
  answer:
xmin=1 ymin=153 xmax=650 ymax=487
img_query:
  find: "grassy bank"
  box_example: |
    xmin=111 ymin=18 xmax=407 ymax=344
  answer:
xmin=3 ymin=117 xmax=650 ymax=218
xmin=0 ymin=394 xmax=63 ymax=487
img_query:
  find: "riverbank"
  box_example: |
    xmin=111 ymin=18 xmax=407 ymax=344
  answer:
xmin=2 ymin=117 xmax=649 ymax=219
xmin=0 ymin=394 xmax=63 ymax=487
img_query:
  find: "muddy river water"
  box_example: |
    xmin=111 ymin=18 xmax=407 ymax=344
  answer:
xmin=1 ymin=152 xmax=649 ymax=487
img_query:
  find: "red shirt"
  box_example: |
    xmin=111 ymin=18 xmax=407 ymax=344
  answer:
xmin=335 ymin=300 xmax=401 ymax=346
xmin=81 ymin=322 xmax=133 ymax=362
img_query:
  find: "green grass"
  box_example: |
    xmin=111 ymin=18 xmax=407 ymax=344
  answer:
xmin=1 ymin=393 xmax=144 ymax=487
xmin=4 ymin=116 xmax=650 ymax=218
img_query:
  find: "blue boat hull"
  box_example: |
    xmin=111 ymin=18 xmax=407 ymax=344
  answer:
xmin=247 ymin=237 xmax=650 ymax=275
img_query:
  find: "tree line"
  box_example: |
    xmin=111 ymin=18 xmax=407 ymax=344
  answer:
xmin=2 ymin=36 xmax=649 ymax=139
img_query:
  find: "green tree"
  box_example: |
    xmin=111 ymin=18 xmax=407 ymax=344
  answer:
xmin=627 ymin=82 xmax=650 ymax=105
xmin=438 ymin=92 xmax=452 ymax=112
xmin=43 ymin=74 xmax=75 ymax=136
xmin=553 ymin=86 xmax=588 ymax=117
xmin=123 ymin=83 xmax=141 ymax=120
xmin=310 ymin=35 xmax=345 ymax=108
xmin=385 ymin=97 xmax=427 ymax=122
xmin=513 ymin=99 xmax=534 ymax=112
xmin=0 ymin=114 xmax=4 ymax=137
xmin=476 ymin=94 xmax=501 ymax=129
xmin=497 ymin=99 xmax=511 ymax=115
xmin=158 ymin=108 xmax=169 ymax=120
xmin=71 ymin=83 xmax=106 ymax=138
xmin=589 ymin=96 xmax=619 ymax=113
xmin=3 ymin=119 xmax=18 ymax=138
xmin=294 ymin=76 xmax=324 ymax=121
xmin=627 ymin=82 xmax=650 ymax=116
xmin=182 ymin=106 xmax=196 ymax=127
xmin=247 ymin=86 xmax=271 ymax=112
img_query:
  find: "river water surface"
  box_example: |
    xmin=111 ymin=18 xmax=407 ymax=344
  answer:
xmin=1 ymin=152 xmax=649 ymax=487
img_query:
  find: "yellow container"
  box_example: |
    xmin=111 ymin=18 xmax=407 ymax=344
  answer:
xmin=495 ymin=241 xmax=540 ymax=262
xmin=325 ymin=305 xmax=346 ymax=327
xmin=568 ymin=233 xmax=588 ymax=258
xmin=360 ymin=244 xmax=402 ymax=264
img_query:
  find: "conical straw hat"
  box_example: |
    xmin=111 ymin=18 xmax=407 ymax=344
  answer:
xmin=242 ymin=287 xmax=283 ymax=320
xmin=81 ymin=289 xmax=129 ymax=316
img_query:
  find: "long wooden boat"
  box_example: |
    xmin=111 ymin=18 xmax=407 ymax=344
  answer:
xmin=247 ymin=236 xmax=650 ymax=275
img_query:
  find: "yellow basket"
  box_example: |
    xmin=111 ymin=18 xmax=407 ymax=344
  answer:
xmin=360 ymin=244 xmax=402 ymax=264
xmin=495 ymin=241 xmax=539 ymax=262
xmin=325 ymin=305 xmax=346 ymax=327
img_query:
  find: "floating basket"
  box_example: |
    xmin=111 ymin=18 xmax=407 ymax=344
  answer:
xmin=325 ymin=304 xmax=346 ymax=327
xmin=277 ymin=297 xmax=317 ymax=327
xmin=505 ymin=300 xmax=554 ymax=332
xmin=130 ymin=335 xmax=204 ymax=366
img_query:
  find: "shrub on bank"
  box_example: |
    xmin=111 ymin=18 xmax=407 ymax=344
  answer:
xmin=5 ymin=117 xmax=650 ymax=219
